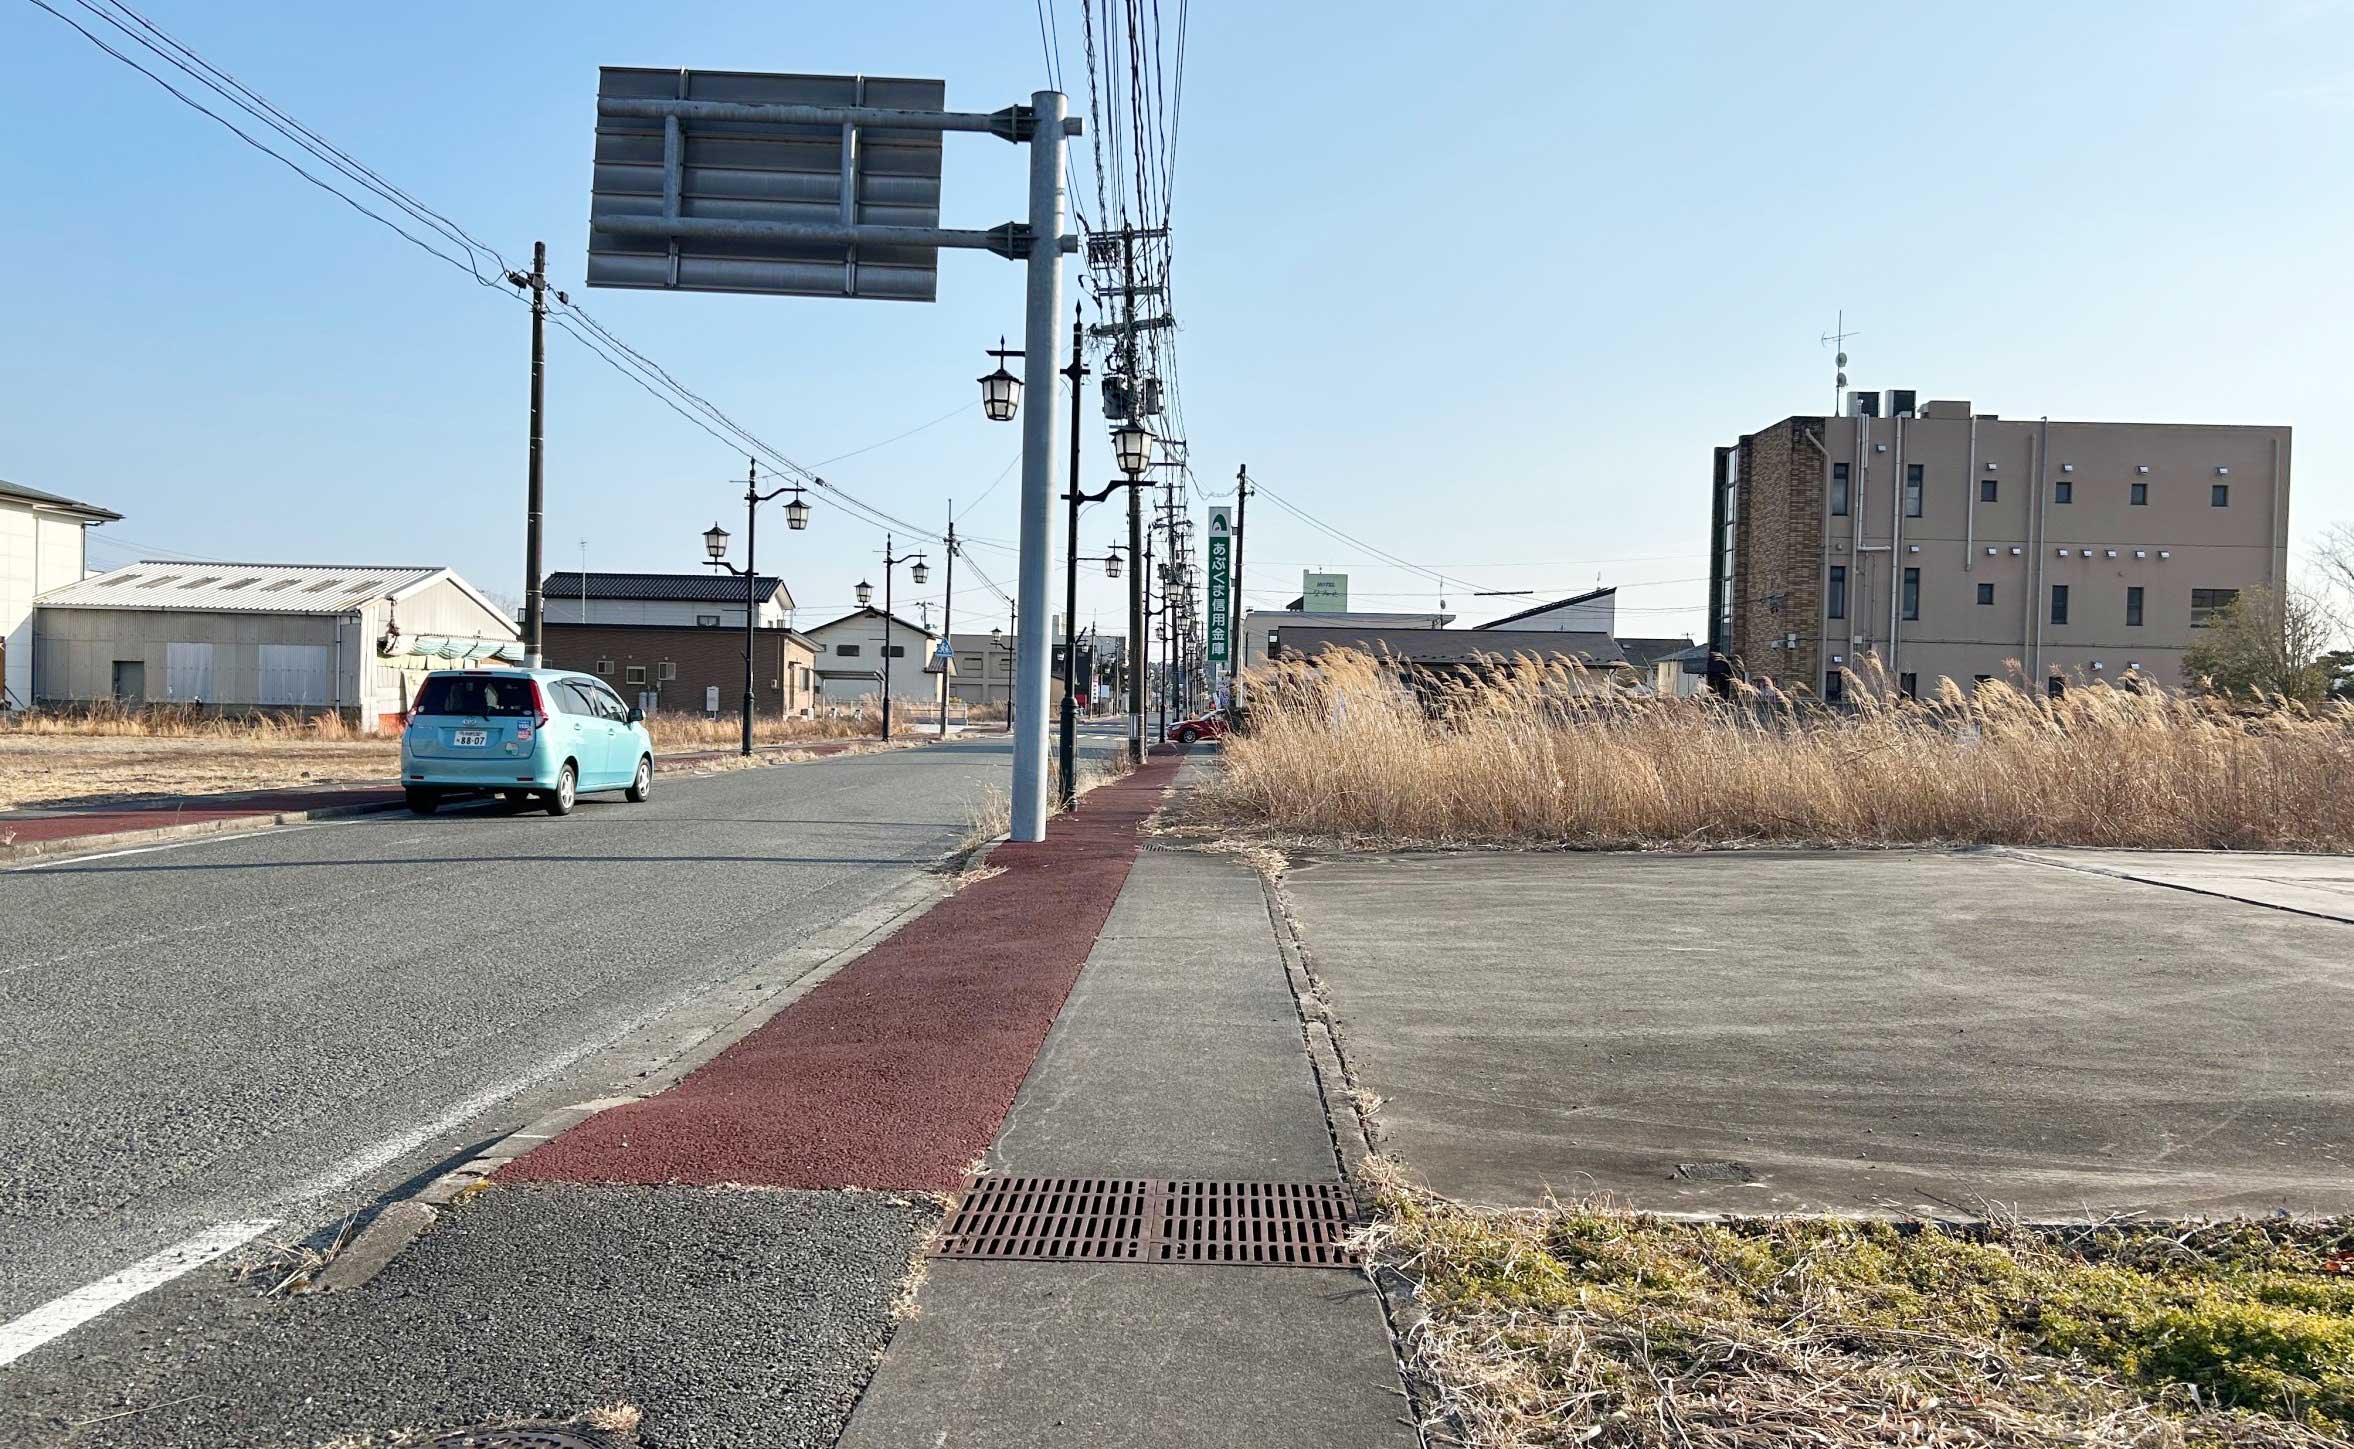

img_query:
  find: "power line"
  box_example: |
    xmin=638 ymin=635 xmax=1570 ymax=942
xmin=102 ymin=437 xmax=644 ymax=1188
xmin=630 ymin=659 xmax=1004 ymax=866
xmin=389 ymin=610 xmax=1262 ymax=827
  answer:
xmin=26 ymin=0 xmax=1018 ymax=563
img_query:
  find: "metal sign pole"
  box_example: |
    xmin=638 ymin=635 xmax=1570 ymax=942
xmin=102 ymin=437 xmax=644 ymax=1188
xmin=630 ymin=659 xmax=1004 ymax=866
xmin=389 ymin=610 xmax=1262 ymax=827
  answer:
xmin=1009 ymin=90 xmax=1068 ymax=843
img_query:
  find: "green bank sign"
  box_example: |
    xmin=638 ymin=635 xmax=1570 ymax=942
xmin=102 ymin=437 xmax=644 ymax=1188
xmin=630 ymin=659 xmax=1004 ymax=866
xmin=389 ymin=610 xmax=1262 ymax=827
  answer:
xmin=1206 ymin=506 xmax=1233 ymax=665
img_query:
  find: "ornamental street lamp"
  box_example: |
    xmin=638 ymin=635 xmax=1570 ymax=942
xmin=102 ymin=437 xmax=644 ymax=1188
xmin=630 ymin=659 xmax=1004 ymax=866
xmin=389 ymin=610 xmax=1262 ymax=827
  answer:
xmin=978 ymin=337 xmax=1024 ymax=423
xmin=702 ymin=458 xmax=811 ymax=756
xmin=1112 ymin=419 xmax=1154 ymax=477
xmin=854 ymin=579 xmax=873 ymax=607
xmin=877 ymin=536 xmax=928 ymax=739
xmin=1103 ymin=545 xmax=1122 ymax=580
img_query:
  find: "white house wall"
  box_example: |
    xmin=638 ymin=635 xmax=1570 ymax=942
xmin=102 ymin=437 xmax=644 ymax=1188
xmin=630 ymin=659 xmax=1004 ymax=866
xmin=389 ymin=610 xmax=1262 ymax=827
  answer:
xmin=2 ymin=503 xmax=92 ymax=708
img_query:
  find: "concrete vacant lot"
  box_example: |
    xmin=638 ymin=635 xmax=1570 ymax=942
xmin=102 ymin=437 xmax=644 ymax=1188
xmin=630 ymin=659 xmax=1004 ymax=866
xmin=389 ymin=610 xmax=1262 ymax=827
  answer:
xmin=1284 ymin=849 xmax=2354 ymax=1218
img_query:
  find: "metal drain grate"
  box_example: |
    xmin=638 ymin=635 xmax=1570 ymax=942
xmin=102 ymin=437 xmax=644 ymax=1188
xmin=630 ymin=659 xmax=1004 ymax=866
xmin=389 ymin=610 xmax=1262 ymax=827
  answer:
xmin=934 ymin=1177 xmax=1360 ymax=1268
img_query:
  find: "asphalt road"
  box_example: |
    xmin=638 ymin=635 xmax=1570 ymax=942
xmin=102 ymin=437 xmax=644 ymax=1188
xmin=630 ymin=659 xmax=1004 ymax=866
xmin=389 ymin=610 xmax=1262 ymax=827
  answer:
xmin=0 ymin=728 xmax=1116 ymax=1330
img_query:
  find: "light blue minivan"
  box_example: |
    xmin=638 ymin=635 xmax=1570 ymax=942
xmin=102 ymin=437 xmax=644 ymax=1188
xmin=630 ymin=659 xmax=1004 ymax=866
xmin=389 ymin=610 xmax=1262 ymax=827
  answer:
xmin=400 ymin=668 xmax=654 ymax=816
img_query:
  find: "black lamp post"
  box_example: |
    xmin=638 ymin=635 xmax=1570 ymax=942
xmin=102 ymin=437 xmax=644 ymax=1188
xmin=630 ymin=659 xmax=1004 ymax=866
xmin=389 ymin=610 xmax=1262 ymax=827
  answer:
xmin=875 ymin=536 xmax=928 ymax=739
xmin=990 ymin=622 xmax=1016 ymax=729
xmin=703 ymin=458 xmax=809 ymax=756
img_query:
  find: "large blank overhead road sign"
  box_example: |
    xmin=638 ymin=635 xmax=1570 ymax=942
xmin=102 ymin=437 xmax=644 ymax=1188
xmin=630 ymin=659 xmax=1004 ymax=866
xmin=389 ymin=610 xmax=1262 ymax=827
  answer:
xmin=589 ymin=68 xmax=948 ymax=302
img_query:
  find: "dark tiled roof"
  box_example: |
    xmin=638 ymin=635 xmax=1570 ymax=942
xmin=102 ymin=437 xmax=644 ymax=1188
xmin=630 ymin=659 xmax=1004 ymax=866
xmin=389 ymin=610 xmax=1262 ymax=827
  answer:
xmin=1615 ymin=635 xmax=1697 ymax=670
xmin=1272 ymin=624 xmax=1627 ymax=667
xmin=541 ymin=570 xmax=784 ymax=604
xmin=1474 ymin=586 xmax=1615 ymax=630
xmin=0 ymin=477 xmax=121 ymax=521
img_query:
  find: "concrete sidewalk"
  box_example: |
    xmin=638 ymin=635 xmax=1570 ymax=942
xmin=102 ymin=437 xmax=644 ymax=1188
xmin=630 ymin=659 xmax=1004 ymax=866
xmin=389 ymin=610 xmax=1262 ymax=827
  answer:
xmin=837 ymin=847 xmax=1419 ymax=1449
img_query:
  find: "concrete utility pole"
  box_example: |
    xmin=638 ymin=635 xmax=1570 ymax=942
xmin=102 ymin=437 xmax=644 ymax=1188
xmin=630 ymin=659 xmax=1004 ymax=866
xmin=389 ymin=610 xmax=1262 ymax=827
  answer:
xmin=511 ymin=241 xmax=553 ymax=667
xmin=938 ymin=511 xmax=956 ymax=738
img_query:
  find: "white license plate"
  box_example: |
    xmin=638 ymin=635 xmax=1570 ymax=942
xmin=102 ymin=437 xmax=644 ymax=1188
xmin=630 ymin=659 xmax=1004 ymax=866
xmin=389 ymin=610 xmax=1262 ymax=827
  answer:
xmin=452 ymin=728 xmax=488 ymax=747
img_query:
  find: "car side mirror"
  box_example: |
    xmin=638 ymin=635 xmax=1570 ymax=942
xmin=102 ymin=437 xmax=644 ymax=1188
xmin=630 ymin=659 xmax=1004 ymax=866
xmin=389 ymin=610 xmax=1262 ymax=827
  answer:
xmin=626 ymin=706 xmax=645 ymax=724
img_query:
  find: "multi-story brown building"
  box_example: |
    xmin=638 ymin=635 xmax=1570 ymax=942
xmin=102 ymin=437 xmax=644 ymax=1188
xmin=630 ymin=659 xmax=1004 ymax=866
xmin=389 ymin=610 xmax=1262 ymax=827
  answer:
xmin=1708 ymin=393 xmax=2291 ymax=699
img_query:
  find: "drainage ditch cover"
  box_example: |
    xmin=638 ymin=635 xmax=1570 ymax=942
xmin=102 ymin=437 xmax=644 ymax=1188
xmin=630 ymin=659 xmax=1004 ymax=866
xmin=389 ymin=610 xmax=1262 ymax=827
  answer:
xmin=1671 ymin=1160 xmax=1757 ymax=1183
xmin=425 ymin=1425 xmax=624 ymax=1448
xmin=933 ymin=1176 xmax=1359 ymax=1267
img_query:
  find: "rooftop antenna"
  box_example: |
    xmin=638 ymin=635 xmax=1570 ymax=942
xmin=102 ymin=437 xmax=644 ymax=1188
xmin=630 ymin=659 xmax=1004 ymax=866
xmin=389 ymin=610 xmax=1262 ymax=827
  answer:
xmin=1820 ymin=310 xmax=1858 ymax=416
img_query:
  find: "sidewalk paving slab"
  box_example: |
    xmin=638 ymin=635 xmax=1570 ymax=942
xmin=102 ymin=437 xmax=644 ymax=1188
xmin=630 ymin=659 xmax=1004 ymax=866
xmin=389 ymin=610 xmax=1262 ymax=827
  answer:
xmin=2004 ymin=846 xmax=2354 ymax=923
xmin=838 ymin=845 xmax=1419 ymax=1449
xmin=987 ymin=848 xmax=1337 ymax=1179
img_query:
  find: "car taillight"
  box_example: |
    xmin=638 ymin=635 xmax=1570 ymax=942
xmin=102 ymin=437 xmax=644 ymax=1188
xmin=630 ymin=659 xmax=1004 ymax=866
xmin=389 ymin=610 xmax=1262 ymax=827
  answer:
xmin=525 ymin=679 xmax=552 ymax=735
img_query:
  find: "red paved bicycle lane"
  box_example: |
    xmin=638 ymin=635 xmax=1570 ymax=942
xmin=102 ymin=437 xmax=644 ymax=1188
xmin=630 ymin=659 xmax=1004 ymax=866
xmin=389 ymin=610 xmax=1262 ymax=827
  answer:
xmin=500 ymin=749 xmax=1182 ymax=1192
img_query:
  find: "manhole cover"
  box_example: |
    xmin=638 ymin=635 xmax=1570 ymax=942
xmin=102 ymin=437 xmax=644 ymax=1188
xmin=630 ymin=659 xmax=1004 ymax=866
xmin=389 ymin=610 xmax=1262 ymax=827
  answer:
xmin=934 ymin=1176 xmax=1359 ymax=1268
xmin=1670 ymin=1160 xmax=1756 ymax=1183
xmin=425 ymin=1425 xmax=622 ymax=1448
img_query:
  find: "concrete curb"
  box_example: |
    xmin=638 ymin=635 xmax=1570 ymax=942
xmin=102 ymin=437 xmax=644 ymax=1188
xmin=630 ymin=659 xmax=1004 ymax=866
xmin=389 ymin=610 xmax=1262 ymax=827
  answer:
xmin=1995 ymin=846 xmax=2354 ymax=926
xmin=0 ymin=735 xmax=940 ymax=866
xmin=295 ymin=869 xmax=962 ymax=1294
xmin=1256 ymin=864 xmax=1442 ymax=1449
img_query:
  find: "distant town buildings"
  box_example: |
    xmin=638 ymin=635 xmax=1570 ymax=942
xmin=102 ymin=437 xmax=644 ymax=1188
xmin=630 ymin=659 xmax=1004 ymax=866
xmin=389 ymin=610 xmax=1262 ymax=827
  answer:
xmin=541 ymin=571 xmax=817 ymax=718
xmin=1709 ymin=392 xmax=2291 ymax=698
xmin=35 ymin=560 xmax=518 ymax=729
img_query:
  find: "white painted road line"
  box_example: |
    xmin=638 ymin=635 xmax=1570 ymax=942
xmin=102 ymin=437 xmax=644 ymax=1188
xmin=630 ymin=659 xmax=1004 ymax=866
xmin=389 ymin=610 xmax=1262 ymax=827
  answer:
xmin=0 ymin=1219 xmax=279 ymax=1368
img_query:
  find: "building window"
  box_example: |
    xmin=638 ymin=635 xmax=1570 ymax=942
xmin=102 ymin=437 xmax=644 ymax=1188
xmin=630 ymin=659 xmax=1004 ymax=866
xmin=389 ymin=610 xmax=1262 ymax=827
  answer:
xmin=882 ymin=644 xmax=906 ymax=658
xmin=1899 ymin=671 xmax=1918 ymax=699
xmin=2191 ymin=587 xmax=2239 ymax=627
xmin=1903 ymin=463 xmax=1924 ymax=518
xmin=1973 ymin=673 xmax=1993 ymax=685
xmin=696 ymin=613 xmax=721 ymax=627
xmin=2130 ymin=481 xmax=2148 ymax=506
xmin=2050 ymin=584 xmax=2070 ymax=626
xmin=836 ymin=644 xmax=861 ymax=657
xmin=625 ymin=665 xmax=647 ymax=685
xmin=1901 ymin=567 xmax=1920 ymax=621
xmin=2054 ymin=478 xmax=2073 ymax=505
xmin=1979 ymin=477 xmax=1998 ymax=503
xmin=593 ymin=658 xmax=614 ymax=676
xmin=2211 ymin=483 xmax=2230 ymax=507
xmin=1830 ymin=462 xmax=1850 ymax=517
xmin=1976 ymin=582 xmax=1995 ymax=606
xmin=1824 ymin=669 xmax=1845 ymax=704
xmin=2048 ymin=675 xmax=2066 ymax=699
xmin=1826 ymin=565 xmax=1847 ymax=620
xmin=659 ymin=660 xmax=678 ymax=680
xmin=2125 ymin=586 xmax=2144 ymax=627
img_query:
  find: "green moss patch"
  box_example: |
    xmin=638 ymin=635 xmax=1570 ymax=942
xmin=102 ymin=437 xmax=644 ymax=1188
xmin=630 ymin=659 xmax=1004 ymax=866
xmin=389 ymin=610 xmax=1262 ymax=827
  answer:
xmin=1375 ymin=1193 xmax=2354 ymax=1447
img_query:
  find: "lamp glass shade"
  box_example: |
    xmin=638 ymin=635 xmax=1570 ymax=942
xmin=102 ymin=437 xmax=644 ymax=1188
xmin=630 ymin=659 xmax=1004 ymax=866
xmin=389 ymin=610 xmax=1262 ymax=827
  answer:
xmin=910 ymin=560 xmax=930 ymax=585
xmin=1104 ymin=550 xmax=1121 ymax=579
xmin=855 ymin=579 xmax=874 ymax=607
xmin=1112 ymin=421 xmax=1153 ymax=475
xmin=978 ymin=366 xmax=1021 ymax=423
xmin=784 ymin=496 xmax=810 ymax=531
xmin=702 ymin=523 xmax=730 ymax=561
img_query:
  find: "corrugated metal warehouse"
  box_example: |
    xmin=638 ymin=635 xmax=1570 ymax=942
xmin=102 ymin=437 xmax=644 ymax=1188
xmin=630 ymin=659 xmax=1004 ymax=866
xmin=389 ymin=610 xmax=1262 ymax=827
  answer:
xmin=33 ymin=561 xmax=519 ymax=731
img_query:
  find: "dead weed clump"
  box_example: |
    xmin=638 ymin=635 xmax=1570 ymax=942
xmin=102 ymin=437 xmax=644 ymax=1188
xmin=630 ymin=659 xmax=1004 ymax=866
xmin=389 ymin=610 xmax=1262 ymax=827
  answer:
xmin=1199 ymin=651 xmax=2354 ymax=851
xmin=1372 ymin=1191 xmax=2354 ymax=1448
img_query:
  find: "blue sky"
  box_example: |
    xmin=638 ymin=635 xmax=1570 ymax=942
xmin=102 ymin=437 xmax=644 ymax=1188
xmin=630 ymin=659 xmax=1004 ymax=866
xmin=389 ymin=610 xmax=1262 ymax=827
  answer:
xmin=4 ymin=0 xmax=2349 ymax=642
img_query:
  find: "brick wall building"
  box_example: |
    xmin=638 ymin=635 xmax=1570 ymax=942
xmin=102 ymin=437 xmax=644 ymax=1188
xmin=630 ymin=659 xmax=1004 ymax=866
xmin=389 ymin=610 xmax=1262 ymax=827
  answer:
xmin=1710 ymin=393 xmax=2292 ymax=699
xmin=542 ymin=622 xmax=817 ymax=719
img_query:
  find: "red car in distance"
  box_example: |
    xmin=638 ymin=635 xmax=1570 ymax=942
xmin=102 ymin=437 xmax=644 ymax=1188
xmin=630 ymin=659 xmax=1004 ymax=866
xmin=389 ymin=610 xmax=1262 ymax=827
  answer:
xmin=1165 ymin=710 xmax=1231 ymax=744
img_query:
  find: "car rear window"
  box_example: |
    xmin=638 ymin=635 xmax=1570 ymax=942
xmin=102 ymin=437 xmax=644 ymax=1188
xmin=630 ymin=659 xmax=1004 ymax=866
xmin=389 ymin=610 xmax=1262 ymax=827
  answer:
xmin=412 ymin=675 xmax=540 ymax=717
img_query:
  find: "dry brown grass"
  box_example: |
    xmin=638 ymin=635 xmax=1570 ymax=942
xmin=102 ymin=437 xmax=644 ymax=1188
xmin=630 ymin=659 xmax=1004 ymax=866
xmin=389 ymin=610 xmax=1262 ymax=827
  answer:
xmin=1198 ymin=651 xmax=2354 ymax=851
xmin=0 ymin=702 xmax=922 ymax=810
xmin=957 ymin=748 xmax=1139 ymax=851
xmin=1373 ymin=1186 xmax=2354 ymax=1448
xmin=0 ymin=734 xmax=398 ymax=809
